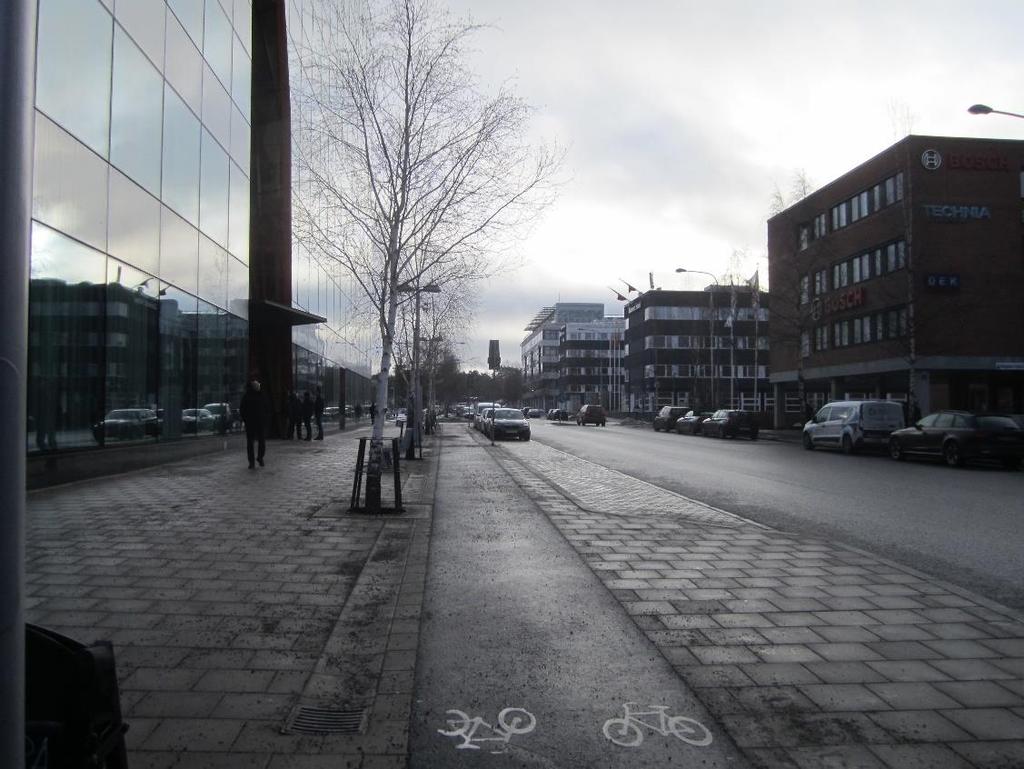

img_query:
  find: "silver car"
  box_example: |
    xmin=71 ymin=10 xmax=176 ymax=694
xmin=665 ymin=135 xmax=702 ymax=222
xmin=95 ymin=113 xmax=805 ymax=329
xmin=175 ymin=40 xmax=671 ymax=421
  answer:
xmin=803 ymin=400 xmax=905 ymax=454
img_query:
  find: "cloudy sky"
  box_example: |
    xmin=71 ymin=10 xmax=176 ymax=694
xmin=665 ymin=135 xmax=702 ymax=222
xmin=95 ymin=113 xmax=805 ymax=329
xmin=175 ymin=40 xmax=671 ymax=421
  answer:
xmin=436 ymin=0 xmax=1024 ymax=370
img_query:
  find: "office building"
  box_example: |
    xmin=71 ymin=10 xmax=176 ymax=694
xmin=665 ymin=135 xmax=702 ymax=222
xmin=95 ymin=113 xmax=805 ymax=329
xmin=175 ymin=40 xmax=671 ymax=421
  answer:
xmin=767 ymin=135 xmax=1024 ymax=426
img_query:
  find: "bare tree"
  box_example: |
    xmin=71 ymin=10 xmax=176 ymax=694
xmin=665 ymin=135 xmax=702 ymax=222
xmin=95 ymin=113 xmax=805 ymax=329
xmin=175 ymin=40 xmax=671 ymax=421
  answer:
xmin=291 ymin=0 xmax=559 ymax=507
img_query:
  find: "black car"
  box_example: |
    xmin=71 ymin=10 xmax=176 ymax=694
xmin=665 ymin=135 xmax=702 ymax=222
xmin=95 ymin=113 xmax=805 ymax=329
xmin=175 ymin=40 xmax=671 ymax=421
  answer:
xmin=652 ymin=406 xmax=689 ymax=432
xmin=547 ymin=409 xmax=570 ymax=422
xmin=675 ymin=410 xmax=714 ymax=435
xmin=487 ymin=408 xmax=531 ymax=441
xmin=888 ymin=410 xmax=1024 ymax=469
xmin=92 ymin=408 xmax=161 ymax=443
xmin=701 ymin=409 xmax=759 ymax=439
xmin=576 ymin=404 xmax=607 ymax=426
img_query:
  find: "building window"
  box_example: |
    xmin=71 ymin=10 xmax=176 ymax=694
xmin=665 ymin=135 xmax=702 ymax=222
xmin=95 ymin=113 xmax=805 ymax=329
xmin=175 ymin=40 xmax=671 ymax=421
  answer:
xmin=813 ymin=212 xmax=827 ymax=239
xmin=799 ymin=274 xmax=809 ymax=304
xmin=814 ymin=325 xmax=828 ymax=351
xmin=798 ymin=224 xmax=809 ymax=251
xmin=813 ymin=269 xmax=828 ymax=296
xmin=800 ymin=330 xmax=810 ymax=358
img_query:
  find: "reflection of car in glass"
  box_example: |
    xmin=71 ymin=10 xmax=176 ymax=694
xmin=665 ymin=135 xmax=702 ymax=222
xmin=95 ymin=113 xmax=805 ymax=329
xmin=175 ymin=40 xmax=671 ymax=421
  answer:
xmin=202 ymin=403 xmax=235 ymax=432
xmin=576 ymin=404 xmax=607 ymax=426
xmin=702 ymin=410 xmax=759 ymax=439
xmin=802 ymin=400 xmax=904 ymax=454
xmin=182 ymin=408 xmax=216 ymax=433
xmin=395 ymin=408 xmax=408 ymax=426
xmin=92 ymin=408 xmax=161 ymax=443
xmin=888 ymin=411 xmax=1024 ymax=469
xmin=653 ymin=406 xmax=689 ymax=432
xmin=675 ymin=410 xmax=714 ymax=435
xmin=486 ymin=408 xmax=531 ymax=441
xmin=324 ymin=406 xmax=340 ymax=420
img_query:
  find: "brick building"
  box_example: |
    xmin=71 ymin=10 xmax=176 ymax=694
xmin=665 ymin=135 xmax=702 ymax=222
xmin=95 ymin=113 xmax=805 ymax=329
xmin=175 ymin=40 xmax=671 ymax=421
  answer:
xmin=767 ymin=135 xmax=1024 ymax=427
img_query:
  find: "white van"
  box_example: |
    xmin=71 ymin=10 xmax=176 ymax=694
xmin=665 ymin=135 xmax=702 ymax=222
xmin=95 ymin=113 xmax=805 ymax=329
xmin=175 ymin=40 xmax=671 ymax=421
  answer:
xmin=473 ymin=402 xmax=497 ymax=431
xmin=802 ymin=400 xmax=905 ymax=454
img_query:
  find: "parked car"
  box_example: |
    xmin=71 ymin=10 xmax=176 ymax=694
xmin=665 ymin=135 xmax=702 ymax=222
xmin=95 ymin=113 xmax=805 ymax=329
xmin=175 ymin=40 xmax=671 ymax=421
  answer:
xmin=486 ymin=408 xmax=531 ymax=441
xmin=473 ymin=403 xmax=497 ymax=431
xmin=888 ymin=411 xmax=1024 ymax=469
xmin=92 ymin=408 xmax=161 ymax=443
xmin=653 ymin=406 xmax=689 ymax=432
xmin=576 ymin=404 xmax=607 ymax=426
xmin=701 ymin=409 xmax=759 ymax=439
xmin=527 ymin=409 xmax=546 ymax=418
xmin=202 ymin=402 xmax=236 ymax=432
xmin=479 ymin=407 xmax=496 ymax=434
xmin=675 ymin=410 xmax=714 ymax=435
xmin=395 ymin=408 xmax=408 ymax=426
xmin=182 ymin=408 xmax=216 ymax=433
xmin=802 ymin=400 xmax=905 ymax=454
xmin=547 ymin=409 xmax=569 ymax=421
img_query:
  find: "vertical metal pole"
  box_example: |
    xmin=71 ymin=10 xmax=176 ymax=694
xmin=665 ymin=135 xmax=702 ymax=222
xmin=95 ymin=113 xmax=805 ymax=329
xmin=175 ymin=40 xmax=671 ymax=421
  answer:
xmin=1 ymin=0 xmax=35 ymax=765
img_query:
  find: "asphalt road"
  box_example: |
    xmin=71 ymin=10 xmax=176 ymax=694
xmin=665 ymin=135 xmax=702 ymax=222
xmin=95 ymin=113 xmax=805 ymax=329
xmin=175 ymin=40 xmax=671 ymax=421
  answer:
xmin=527 ymin=418 xmax=1024 ymax=611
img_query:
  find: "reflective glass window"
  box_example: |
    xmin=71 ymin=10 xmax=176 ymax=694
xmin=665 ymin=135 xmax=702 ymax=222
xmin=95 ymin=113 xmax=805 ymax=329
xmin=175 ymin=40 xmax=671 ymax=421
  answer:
xmin=202 ymin=64 xmax=233 ymax=150
xmin=169 ymin=0 xmax=204 ymax=49
xmin=36 ymin=0 xmax=112 ymax=157
xmin=230 ymin=104 xmax=250 ymax=173
xmin=115 ymin=0 xmax=166 ymax=71
xmin=111 ymin=28 xmax=164 ymax=196
xmin=228 ymin=160 xmax=249 ymax=260
xmin=104 ymin=260 xmax=161 ymax=441
xmin=165 ymin=11 xmax=204 ymax=116
xmin=231 ymin=34 xmax=251 ymax=120
xmin=160 ymin=206 xmax=199 ymax=293
xmin=234 ymin=0 xmax=252 ymax=54
xmin=227 ymin=254 xmax=249 ymax=318
xmin=204 ymin=0 xmax=233 ymax=88
xmin=199 ymin=129 xmax=230 ymax=247
xmin=33 ymin=113 xmax=109 ymax=252
xmin=159 ymin=285 xmax=199 ymax=439
xmin=198 ymin=234 xmax=228 ymax=309
xmin=28 ymin=223 xmax=107 ymax=452
xmin=196 ymin=298 xmax=226 ymax=419
xmin=162 ymin=84 xmax=201 ymax=224
xmin=108 ymin=168 xmax=161 ymax=276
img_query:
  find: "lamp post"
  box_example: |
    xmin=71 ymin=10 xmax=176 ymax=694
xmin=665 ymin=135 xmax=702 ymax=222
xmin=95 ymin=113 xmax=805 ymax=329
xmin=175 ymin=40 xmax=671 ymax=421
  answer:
xmin=396 ymin=280 xmax=441 ymax=459
xmin=676 ymin=268 xmax=721 ymax=409
xmin=967 ymin=104 xmax=1024 ymax=120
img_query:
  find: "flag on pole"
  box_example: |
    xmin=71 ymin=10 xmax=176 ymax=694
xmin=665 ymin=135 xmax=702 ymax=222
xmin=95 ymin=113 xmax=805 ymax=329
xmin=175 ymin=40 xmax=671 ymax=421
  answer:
xmin=747 ymin=269 xmax=760 ymax=310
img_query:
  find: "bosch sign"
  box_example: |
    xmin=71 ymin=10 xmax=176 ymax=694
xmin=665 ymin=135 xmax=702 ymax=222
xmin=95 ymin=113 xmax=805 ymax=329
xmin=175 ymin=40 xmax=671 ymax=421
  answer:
xmin=810 ymin=287 xmax=866 ymax=320
xmin=948 ymin=153 xmax=1009 ymax=171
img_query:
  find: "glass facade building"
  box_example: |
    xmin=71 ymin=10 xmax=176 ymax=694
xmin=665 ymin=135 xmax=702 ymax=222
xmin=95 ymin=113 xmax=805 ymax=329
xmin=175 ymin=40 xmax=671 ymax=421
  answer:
xmin=28 ymin=0 xmax=374 ymax=464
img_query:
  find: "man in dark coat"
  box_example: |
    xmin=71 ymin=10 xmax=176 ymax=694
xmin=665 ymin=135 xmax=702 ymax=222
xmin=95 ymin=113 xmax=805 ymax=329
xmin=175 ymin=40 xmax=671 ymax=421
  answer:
xmin=314 ymin=387 xmax=325 ymax=440
xmin=240 ymin=378 xmax=269 ymax=468
xmin=301 ymin=391 xmax=314 ymax=441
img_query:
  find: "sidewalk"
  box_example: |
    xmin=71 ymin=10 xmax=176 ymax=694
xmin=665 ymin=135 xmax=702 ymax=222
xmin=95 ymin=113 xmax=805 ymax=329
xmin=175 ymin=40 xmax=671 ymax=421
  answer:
xmin=485 ymin=436 xmax=1024 ymax=769
xmin=26 ymin=423 xmax=1024 ymax=768
xmin=26 ymin=425 xmax=435 ymax=769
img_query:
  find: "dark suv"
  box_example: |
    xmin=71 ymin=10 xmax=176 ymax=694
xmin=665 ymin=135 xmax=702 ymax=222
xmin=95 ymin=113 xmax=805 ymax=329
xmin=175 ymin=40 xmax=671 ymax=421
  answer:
xmin=575 ymin=404 xmax=607 ymax=426
xmin=653 ymin=406 xmax=689 ymax=432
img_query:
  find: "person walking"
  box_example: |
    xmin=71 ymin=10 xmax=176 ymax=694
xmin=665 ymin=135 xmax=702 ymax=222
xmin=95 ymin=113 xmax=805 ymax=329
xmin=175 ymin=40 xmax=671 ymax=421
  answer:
xmin=302 ymin=391 xmax=314 ymax=441
xmin=314 ymin=386 xmax=325 ymax=440
xmin=240 ymin=378 xmax=269 ymax=469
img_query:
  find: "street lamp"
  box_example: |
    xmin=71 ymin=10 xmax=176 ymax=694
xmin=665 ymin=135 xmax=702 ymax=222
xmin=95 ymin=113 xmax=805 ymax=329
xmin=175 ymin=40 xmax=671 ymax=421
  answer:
xmin=676 ymin=268 xmax=721 ymax=410
xmin=967 ymin=104 xmax=1024 ymax=120
xmin=396 ymin=280 xmax=441 ymax=459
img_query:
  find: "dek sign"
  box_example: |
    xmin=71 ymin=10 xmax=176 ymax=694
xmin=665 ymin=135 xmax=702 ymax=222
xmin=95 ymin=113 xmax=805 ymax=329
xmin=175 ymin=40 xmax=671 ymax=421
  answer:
xmin=925 ymin=273 xmax=960 ymax=290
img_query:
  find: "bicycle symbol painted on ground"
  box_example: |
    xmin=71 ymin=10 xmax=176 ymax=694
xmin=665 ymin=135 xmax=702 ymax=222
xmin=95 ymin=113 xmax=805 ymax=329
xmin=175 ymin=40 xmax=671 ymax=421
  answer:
xmin=602 ymin=703 xmax=713 ymax=748
xmin=437 ymin=707 xmax=537 ymax=753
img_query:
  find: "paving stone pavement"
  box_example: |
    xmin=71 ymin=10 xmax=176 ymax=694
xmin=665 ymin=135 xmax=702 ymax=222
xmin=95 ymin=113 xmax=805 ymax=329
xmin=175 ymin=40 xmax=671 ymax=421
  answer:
xmin=486 ymin=432 xmax=1024 ymax=769
xmin=26 ymin=426 xmax=434 ymax=769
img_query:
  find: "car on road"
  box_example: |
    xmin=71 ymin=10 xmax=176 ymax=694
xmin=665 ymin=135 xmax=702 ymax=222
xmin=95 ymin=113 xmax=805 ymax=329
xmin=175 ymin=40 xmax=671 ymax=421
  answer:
xmin=701 ymin=409 xmax=759 ymax=439
xmin=675 ymin=410 xmax=714 ymax=435
xmin=576 ymin=404 xmax=607 ymax=426
xmin=182 ymin=408 xmax=216 ymax=433
xmin=802 ymin=400 xmax=905 ymax=454
xmin=547 ymin=409 xmax=569 ymax=422
xmin=395 ymin=408 xmax=408 ymax=427
xmin=888 ymin=410 xmax=1024 ymax=469
xmin=526 ymin=409 xmax=546 ymax=418
xmin=652 ymin=406 xmax=689 ymax=432
xmin=486 ymin=408 xmax=531 ymax=441
xmin=92 ymin=408 xmax=161 ymax=443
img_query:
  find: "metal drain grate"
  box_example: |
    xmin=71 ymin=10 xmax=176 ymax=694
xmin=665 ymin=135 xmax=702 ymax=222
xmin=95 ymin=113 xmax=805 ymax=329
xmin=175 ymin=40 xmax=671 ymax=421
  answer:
xmin=282 ymin=705 xmax=366 ymax=735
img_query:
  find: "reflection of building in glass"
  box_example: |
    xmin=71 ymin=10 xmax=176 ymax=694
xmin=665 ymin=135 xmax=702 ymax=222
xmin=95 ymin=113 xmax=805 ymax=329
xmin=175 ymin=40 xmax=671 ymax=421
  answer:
xmin=27 ymin=0 xmax=374 ymax=476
